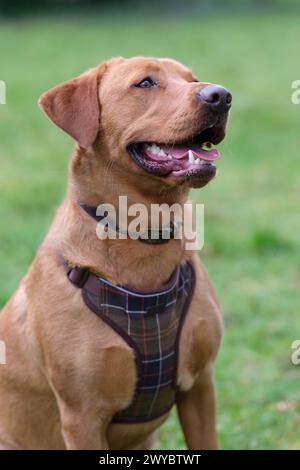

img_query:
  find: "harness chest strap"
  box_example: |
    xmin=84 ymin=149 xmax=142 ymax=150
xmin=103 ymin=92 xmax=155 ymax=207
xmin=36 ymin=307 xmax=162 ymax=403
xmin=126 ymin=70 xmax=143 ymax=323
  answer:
xmin=64 ymin=260 xmax=195 ymax=423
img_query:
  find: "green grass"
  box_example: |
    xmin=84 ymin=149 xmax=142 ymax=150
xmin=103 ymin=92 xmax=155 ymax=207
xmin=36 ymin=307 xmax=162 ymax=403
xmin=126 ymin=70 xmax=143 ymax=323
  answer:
xmin=1 ymin=13 xmax=300 ymax=449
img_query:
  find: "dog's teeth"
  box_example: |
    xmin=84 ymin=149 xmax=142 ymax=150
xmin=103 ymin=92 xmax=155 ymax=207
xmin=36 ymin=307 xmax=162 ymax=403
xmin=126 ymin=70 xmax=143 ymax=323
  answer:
xmin=151 ymin=144 xmax=161 ymax=155
xmin=158 ymin=149 xmax=167 ymax=157
xmin=195 ymin=158 xmax=201 ymax=165
xmin=188 ymin=150 xmax=195 ymax=164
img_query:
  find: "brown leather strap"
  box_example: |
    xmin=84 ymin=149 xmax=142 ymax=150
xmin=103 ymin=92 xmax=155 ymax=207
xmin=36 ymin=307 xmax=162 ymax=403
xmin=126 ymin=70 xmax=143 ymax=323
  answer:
xmin=80 ymin=203 xmax=175 ymax=245
xmin=64 ymin=260 xmax=105 ymax=295
xmin=66 ymin=265 xmax=89 ymax=288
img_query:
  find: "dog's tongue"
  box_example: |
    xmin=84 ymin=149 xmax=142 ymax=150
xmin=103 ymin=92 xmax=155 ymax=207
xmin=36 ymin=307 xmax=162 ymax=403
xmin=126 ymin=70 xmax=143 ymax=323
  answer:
xmin=162 ymin=144 xmax=220 ymax=161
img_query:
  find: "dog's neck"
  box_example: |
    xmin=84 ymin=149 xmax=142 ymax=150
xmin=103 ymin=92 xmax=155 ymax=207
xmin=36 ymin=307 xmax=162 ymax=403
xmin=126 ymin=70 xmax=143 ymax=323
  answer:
xmin=49 ymin=145 xmax=193 ymax=290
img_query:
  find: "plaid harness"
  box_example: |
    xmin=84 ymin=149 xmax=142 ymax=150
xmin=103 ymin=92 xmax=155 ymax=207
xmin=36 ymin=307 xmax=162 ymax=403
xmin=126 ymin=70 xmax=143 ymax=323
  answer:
xmin=66 ymin=261 xmax=195 ymax=423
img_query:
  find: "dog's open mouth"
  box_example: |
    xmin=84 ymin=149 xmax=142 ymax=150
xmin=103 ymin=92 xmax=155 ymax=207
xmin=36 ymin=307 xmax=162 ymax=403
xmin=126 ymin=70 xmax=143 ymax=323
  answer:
xmin=127 ymin=124 xmax=226 ymax=187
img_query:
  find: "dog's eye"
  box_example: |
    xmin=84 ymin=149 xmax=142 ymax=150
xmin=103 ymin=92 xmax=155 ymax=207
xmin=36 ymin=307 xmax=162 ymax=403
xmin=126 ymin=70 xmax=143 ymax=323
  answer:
xmin=135 ymin=77 xmax=156 ymax=88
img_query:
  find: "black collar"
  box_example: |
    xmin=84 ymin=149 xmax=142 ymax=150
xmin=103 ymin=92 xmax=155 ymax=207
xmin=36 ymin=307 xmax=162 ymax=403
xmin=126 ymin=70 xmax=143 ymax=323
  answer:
xmin=80 ymin=203 xmax=175 ymax=245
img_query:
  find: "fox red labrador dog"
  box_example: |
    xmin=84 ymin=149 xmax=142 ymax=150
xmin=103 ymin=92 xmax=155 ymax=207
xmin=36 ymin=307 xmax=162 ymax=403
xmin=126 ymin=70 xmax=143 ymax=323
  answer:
xmin=0 ymin=56 xmax=231 ymax=449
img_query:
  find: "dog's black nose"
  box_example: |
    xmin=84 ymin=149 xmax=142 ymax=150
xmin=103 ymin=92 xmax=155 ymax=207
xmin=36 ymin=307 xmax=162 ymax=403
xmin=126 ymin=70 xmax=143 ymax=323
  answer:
xmin=198 ymin=85 xmax=232 ymax=112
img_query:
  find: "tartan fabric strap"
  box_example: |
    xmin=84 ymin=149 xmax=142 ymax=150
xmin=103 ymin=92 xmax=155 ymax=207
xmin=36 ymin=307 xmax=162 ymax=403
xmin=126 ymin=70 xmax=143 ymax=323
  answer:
xmin=65 ymin=260 xmax=195 ymax=423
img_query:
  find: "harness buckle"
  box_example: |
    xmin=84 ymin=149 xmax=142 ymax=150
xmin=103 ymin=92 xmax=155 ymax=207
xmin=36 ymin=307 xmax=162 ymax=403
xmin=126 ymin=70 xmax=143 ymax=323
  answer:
xmin=67 ymin=266 xmax=89 ymax=288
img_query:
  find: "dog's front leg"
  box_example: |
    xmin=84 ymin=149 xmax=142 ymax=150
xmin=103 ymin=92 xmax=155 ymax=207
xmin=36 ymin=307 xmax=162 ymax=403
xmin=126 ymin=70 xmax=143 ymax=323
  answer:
xmin=53 ymin=393 xmax=109 ymax=450
xmin=176 ymin=367 xmax=218 ymax=450
xmin=45 ymin=342 xmax=136 ymax=450
xmin=48 ymin=370 xmax=111 ymax=450
xmin=59 ymin=402 xmax=108 ymax=450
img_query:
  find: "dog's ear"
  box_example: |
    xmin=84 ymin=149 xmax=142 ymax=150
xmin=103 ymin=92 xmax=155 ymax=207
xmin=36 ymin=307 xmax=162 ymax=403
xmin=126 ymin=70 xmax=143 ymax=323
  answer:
xmin=39 ymin=67 xmax=102 ymax=149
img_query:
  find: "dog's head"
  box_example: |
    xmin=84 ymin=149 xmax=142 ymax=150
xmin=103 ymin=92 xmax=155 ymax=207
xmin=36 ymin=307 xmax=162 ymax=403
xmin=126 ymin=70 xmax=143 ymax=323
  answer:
xmin=39 ymin=56 xmax=231 ymax=189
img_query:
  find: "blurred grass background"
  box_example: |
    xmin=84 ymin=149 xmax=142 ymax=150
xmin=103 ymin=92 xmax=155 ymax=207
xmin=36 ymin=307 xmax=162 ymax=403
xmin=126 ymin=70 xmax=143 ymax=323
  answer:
xmin=0 ymin=7 xmax=300 ymax=449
